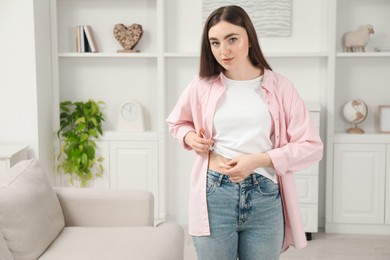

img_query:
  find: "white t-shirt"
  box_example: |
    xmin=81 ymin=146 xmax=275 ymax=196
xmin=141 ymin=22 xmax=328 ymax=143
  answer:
xmin=213 ymin=73 xmax=277 ymax=183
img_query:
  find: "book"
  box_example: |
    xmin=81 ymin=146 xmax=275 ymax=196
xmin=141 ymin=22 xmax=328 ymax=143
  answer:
xmin=83 ymin=25 xmax=99 ymax=53
xmin=79 ymin=26 xmax=86 ymax=52
xmin=83 ymin=28 xmax=91 ymax=53
xmin=76 ymin=26 xmax=82 ymax=52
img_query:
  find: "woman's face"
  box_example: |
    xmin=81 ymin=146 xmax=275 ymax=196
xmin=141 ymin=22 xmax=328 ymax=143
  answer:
xmin=208 ymin=21 xmax=251 ymax=73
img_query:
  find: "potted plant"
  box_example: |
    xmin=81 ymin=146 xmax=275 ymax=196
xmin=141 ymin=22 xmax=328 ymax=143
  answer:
xmin=57 ymin=99 xmax=105 ymax=187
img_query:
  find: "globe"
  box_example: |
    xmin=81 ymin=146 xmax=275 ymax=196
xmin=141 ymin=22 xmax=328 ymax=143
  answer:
xmin=342 ymin=99 xmax=368 ymax=134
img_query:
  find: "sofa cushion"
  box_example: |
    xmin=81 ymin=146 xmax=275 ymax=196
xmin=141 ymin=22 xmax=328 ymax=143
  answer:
xmin=0 ymin=230 xmax=13 ymax=260
xmin=38 ymin=224 xmax=184 ymax=260
xmin=0 ymin=159 xmax=65 ymax=260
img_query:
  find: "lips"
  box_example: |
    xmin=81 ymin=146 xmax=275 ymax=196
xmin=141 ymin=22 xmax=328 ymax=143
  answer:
xmin=222 ymin=57 xmax=234 ymax=63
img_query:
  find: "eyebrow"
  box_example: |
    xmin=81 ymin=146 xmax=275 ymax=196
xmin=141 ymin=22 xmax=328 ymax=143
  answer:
xmin=209 ymin=33 xmax=239 ymax=41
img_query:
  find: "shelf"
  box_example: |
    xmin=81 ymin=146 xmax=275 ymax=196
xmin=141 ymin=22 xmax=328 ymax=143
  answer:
xmin=265 ymin=52 xmax=329 ymax=58
xmin=58 ymin=53 xmax=159 ymax=58
xmin=164 ymin=53 xmax=199 ymax=58
xmin=102 ymin=131 xmax=159 ymax=141
xmin=331 ymin=133 xmax=390 ymax=143
xmin=336 ymin=52 xmax=390 ymax=58
xmin=164 ymin=52 xmax=329 ymax=58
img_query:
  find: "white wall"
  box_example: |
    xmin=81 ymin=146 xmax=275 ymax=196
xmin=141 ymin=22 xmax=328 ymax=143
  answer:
xmin=0 ymin=1 xmax=39 ymax=154
xmin=0 ymin=0 xmax=53 ymax=179
xmin=33 ymin=0 xmax=55 ymax=180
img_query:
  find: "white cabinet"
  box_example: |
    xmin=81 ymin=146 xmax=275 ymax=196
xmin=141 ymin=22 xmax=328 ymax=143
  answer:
xmin=0 ymin=144 xmax=29 ymax=174
xmin=109 ymin=140 xmax=164 ymax=219
xmin=109 ymin=141 xmax=158 ymax=190
xmin=333 ymin=144 xmax=386 ymax=224
xmin=386 ymin=144 xmax=390 ymax=225
xmin=295 ymin=105 xmax=321 ymax=235
xmin=327 ymin=137 xmax=390 ymax=234
xmin=326 ymin=0 xmax=390 ymax=234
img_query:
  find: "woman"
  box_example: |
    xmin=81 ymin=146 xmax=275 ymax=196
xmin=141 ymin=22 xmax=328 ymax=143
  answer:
xmin=166 ymin=5 xmax=323 ymax=260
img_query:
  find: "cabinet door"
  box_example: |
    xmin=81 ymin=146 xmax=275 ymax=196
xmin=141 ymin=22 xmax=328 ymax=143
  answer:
xmin=109 ymin=141 xmax=159 ymax=217
xmin=295 ymin=175 xmax=319 ymax=204
xmin=300 ymin=204 xmax=318 ymax=232
xmin=386 ymin=145 xmax=390 ymax=225
xmin=109 ymin=140 xmax=158 ymax=192
xmin=333 ymin=144 xmax=386 ymax=224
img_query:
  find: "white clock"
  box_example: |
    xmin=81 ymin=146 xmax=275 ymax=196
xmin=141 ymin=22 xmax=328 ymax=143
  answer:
xmin=117 ymin=100 xmax=145 ymax=131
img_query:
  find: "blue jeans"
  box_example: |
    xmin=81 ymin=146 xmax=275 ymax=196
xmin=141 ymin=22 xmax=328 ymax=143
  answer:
xmin=192 ymin=169 xmax=284 ymax=260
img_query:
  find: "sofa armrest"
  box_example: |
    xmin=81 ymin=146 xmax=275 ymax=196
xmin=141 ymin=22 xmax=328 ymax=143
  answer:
xmin=54 ymin=188 xmax=154 ymax=227
xmin=153 ymin=221 xmax=185 ymax=260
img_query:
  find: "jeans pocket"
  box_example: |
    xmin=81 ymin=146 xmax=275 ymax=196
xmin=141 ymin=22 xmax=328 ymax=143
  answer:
xmin=257 ymin=176 xmax=279 ymax=196
xmin=206 ymin=171 xmax=220 ymax=196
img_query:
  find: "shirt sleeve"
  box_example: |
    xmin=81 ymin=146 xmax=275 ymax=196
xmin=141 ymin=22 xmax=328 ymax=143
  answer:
xmin=166 ymin=76 xmax=199 ymax=150
xmin=267 ymin=78 xmax=323 ymax=176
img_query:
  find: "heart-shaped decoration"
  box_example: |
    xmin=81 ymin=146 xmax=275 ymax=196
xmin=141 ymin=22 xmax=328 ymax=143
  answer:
xmin=113 ymin=23 xmax=143 ymax=52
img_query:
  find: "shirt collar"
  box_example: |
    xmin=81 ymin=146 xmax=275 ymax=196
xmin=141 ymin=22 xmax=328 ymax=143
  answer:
xmin=209 ymin=69 xmax=274 ymax=93
xmin=206 ymin=73 xmax=223 ymax=83
xmin=261 ymin=69 xmax=274 ymax=94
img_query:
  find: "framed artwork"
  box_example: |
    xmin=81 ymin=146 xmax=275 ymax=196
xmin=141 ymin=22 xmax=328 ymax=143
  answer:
xmin=202 ymin=0 xmax=292 ymax=37
xmin=378 ymin=105 xmax=390 ymax=133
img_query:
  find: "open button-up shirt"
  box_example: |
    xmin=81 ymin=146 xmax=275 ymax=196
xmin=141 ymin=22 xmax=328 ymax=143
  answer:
xmin=166 ymin=69 xmax=323 ymax=251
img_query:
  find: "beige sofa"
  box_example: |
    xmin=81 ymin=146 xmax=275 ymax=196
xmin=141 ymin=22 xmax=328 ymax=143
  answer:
xmin=0 ymin=159 xmax=184 ymax=260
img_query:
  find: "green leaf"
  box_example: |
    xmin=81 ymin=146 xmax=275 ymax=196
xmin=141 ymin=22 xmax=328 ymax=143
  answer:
xmin=75 ymin=117 xmax=86 ymax=125
xmin=86 ymin=146 xmax=95 ymax=158
xmin=81 ymin=153 xmax=88 ymax=164
xmin=80 ymin=133 xmax=89 ymax=142
xmin=56 ymin=99 xmax=105 ymax=187
xmin=88 ymin=129 xmax=99 ymax=138
xmin=60 ymin=101 xmax=72 ymax=106
xmin=90 ymin=117 xmax=98 ymax=126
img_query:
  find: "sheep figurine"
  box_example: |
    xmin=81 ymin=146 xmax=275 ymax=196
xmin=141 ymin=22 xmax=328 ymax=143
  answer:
xmin=343 ymin=24 xmax=375 ymax=52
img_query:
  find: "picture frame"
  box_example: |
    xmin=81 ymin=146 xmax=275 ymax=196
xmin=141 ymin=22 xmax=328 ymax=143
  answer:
xmin=202 ymin=0 xmax=292 ymax=37
xmin=378 ymin=105 xmax=390 ymax=133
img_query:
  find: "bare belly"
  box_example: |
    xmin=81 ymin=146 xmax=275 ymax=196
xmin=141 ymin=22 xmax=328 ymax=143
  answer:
xmin=208 ymin=151 xmax=233 ymax=173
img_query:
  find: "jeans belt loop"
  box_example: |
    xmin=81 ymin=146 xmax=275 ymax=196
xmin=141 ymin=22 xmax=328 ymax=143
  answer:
xmin=252 ymin=173 xmax=258 ymax=185
xmin=216 ymin=174 xmax=224 ymax=187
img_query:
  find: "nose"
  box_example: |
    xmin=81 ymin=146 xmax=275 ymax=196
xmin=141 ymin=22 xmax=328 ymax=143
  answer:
xmin=220 ymin=43 xmax=230 ymax=56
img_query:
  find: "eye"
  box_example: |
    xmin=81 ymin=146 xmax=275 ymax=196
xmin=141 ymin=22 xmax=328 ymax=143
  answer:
xmin=210 ymin=41 xmax=220 ymax=47
xmin=229 ymin=37 xmax=238 ymax=44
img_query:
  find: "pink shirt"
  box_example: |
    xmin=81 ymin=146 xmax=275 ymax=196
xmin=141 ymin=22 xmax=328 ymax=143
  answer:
xmin=166 ymin=69 xmax=323 ymax=251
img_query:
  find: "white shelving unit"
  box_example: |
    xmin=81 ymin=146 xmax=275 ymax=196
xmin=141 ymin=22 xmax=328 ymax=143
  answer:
xmin=50 ymin=0 xmax=329 ymax=227
xmin=50 ymin=0 xmax=167 ymax=220
xmin=326 ymin=0 xmax=390 ymax=234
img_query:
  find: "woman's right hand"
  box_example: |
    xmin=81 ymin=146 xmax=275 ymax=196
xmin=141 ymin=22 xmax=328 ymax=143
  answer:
xmin=184 ymin=129 xmax=214 ymax=156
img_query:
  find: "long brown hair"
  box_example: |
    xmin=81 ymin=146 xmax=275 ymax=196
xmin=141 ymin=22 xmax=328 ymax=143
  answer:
xmin=199 ymin=5 xmax=272 ymax=78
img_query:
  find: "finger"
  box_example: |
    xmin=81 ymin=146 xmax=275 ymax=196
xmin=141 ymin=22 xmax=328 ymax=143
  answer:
xmin=198 ymin=128 xmax=205 ymax=137
xmin=194 ymin=143 xmax=207 ymax=151
xmin=227 ymin=174 xmax=242 ymax=183
xmin=226 ymin=159 xmax=238 ymax=166
xmin=198 ymin=131 xmax=214 ymax=146
xmin=219 ymin=162 xmax=233 ymax=170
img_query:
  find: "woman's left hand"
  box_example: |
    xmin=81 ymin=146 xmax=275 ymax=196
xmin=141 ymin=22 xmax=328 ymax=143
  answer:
xmin=219 ymin=153 xmax=272 ymax=183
